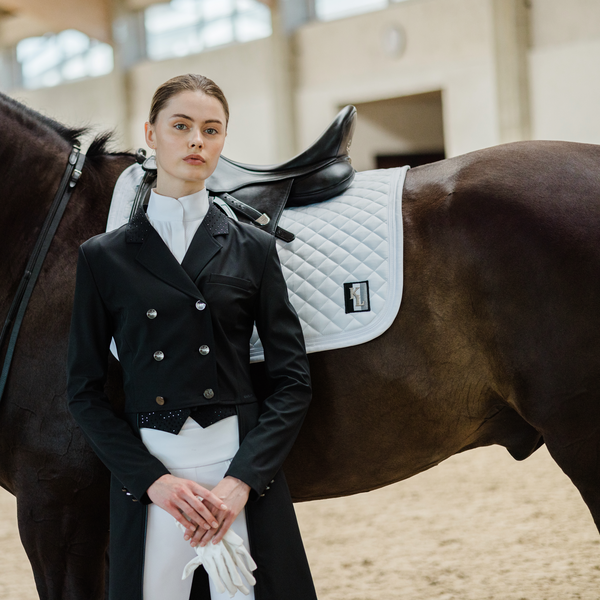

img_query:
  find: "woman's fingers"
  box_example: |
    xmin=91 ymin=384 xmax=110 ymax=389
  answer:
xmin=171 ymin=505 xmax=207 ymax=533
xmin=190 ymin=509 xmax=225 ymax=546
xmin=147 ymin=474 xmax=228 ymax=534
xmin=210 ymin=512 xmax=235 ymax=544
xmin=187 ymin=491 xmax=227 ymax=527
xmin=190 ymin=483 xmax=228 ymax=513
xmin=178 ymin=496 xmax=218 ymax=530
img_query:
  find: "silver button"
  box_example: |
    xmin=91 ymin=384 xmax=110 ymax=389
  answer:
xmin=199 ymin=345 xmax=210 ymax=356
xmin=153 ymin=351 xmax=164 ymax=361
xmin=203 ymin=388 xmax=214 ymax=399
xmin=195 ymin=300 xmax=206 ymax=311
xmin=146 ymin=309 xmax=157 ymax=319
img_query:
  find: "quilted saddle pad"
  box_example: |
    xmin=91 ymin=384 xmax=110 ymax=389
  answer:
xmin=250 ymin=166 xmax=408 ymax=362
xmin=106 ymin=164 xmax=408 ymax=363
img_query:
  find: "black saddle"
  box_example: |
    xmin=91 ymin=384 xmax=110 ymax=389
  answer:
xmin=132 ymin=105 xmax=357 ymax=242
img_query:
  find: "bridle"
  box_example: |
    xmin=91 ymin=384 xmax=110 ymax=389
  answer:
xmin=0 ymin=142 xmax=86 ymax=402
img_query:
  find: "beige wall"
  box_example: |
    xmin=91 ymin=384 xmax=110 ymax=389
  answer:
xmin=528 ymin=0 xmax=600 ymax=144
xmin=4 ymin=0 xmax=600 ymax=167
xmin=7 ymin=36 xmax=284 ymax=162
xmin=530 ymin=0 xmax=600 ymax=49
xmin=10 ymin=70 xmax=128 ymax=149
xmin=128 ymin=36 xmax=281 ymax=163
xmin=295 ymin=0 xmax=499 ymax=160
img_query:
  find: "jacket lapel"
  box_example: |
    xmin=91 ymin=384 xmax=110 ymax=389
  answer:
xmin=126 ymin=200 xmax=229 ymax=297
xmin=180 ymin=202 xmax=229 ymax=282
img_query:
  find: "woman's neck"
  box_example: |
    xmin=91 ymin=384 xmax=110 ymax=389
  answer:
xmin=154 ymin=169 xmax=206 ymax=200
xmin=154 ymin=182 xmax=206 ymax=200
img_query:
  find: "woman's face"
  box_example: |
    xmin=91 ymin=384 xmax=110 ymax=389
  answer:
xmin=144 ymin=90 xmax=227 ymax=196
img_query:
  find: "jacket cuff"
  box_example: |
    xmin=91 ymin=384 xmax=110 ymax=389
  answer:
xmin=224 ymin=463 xmax=276 ymax=502
xmin=129 ymin=463 xmax=171 ymax=504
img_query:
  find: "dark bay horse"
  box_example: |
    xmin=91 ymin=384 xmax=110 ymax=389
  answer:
xmin=1 ymin=91 xmax=600 ymax=599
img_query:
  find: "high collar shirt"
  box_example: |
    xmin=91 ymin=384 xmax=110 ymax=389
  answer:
xmin=146 ymin=187 xmax=210 ymax=264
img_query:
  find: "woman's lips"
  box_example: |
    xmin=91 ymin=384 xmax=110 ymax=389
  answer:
xmin=184 ymin=155 xmax=205 ymax=164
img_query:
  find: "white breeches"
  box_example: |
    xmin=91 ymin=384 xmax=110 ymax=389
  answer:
xmin=140 ymin=416 xmax=255 ymax=600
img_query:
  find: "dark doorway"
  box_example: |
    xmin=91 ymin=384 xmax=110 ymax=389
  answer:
xmin=349 ymin=91 xmax=445 ymax=171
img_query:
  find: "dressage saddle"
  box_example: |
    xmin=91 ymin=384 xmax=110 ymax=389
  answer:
xmin=132 ymin=105 xmax=357 ymax=242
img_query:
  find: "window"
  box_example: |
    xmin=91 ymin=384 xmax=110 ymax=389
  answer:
xmin=315 ymin=0 xmax=408 ymax=22
xmin=16 ymin=29 xmax=113 ymax=90
xmin=145 ymin=0 xmax=272 ymax=62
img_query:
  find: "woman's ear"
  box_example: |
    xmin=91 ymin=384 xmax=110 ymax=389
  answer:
xmin=144 ymin=122 xmax=156 ymax=150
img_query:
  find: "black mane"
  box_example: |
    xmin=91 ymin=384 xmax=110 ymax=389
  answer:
xmin=0 ymin=90 xmax=135 ymax=161
xmin=86 ymin=130 xmax=136 ymax=162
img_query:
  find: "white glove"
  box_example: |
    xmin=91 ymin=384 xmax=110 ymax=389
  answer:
xmin=175 ymin=522 xmax=257 ymax=597
xmin=222 ymin=530 xmax=257 ymax=590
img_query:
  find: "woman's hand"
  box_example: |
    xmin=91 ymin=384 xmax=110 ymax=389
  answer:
xmin=147 ymin=474 xmax=228 ymax=535
xmin=185 ymin=476 xmax=251 ymax=548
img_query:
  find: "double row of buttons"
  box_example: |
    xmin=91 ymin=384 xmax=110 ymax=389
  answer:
xmin=150 ymin=299 xmax=210 ymax=360
xmin=146 ymin=300 xmax=207 ymax=321
xmin=152 ymin=345 xmax=209 ymax=361
xmin=148 ymin=299 xmax=213 ymax=404
xmin=154 ymin=387 xmax=214 ymax=406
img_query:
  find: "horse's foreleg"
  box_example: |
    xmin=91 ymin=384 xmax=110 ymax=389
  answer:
xmin=16 ymin=482 xmax=108 ymax=600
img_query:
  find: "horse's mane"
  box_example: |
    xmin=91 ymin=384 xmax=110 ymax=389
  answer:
xmin=0 ymin=91 xmax=135 ymax=162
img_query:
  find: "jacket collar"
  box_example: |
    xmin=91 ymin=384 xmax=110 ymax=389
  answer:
xmin=126 ymin=199 xmax=229 ymax=243
xmin=127 ymin=201 xmax=230 ymax=298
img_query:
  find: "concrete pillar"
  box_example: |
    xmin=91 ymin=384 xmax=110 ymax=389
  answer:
xmin=110 ymin=0 xmax=145 ymax=149
xmin=269 ymin=1 xmax=298 ymax=161
xmin=491 ymin=0 xmax=532 ymax=143
xmin=280 ymin=0 xmax=313 ymax=34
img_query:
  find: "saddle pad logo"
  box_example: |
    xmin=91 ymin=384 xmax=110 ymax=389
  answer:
xmin=344 ymin=281 xmax=371 ymax=313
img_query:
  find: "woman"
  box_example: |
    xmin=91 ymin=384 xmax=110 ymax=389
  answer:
xmin=67 ymin=74 xmax=317 ymax=600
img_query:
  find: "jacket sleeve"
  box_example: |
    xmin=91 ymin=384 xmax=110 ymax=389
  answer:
xmin=67 ymin=245 xmax=170 ymax=503
xmin=225 ymin=235 xmax=312 ymax=497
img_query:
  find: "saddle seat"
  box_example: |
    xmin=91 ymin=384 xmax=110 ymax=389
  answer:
xmin=206 ymin=105 xmax=357 ymax=207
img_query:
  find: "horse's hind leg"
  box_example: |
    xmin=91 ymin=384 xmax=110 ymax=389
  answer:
xmin=15 ymin=479 xmax=108 ymax=600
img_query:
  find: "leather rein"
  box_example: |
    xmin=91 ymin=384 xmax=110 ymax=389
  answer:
xmin=0 ymin=142 xmax=86 ymax=402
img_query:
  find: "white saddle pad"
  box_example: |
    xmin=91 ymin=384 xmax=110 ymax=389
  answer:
xmin=250 ymin=167 xmax=407 ymax=361
xmin=106 ymin=165 xmax=408 ymax=363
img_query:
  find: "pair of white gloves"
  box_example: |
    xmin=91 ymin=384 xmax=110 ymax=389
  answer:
xmin=175 ymin=521 xmax=257 ymax=597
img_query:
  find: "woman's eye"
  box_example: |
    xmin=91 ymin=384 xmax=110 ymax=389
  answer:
xmin=205 ymin=128 xmax=218 ymax=135
xmin=174 ymin=123 xmax=187 ymax=130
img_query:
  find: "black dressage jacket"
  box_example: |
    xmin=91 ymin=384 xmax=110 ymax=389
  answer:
xmin=67 ymin=201 xmax=317 ymax=600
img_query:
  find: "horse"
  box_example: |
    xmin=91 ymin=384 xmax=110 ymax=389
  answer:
xmin=1 ymin=90 xmax=599 ymax=599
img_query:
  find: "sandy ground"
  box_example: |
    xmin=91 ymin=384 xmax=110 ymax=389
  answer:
xmin=0 ymin=445 xmax=598 ymax=599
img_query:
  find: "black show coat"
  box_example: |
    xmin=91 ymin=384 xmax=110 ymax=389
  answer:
xmin=67 ymin=202 xmax=317 ymax=600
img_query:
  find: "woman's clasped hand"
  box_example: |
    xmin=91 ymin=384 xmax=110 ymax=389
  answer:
xmin=147 ymin=473 xmax=251 ymax=547
xmin=147 ymin=473 xmax=227 ymax=536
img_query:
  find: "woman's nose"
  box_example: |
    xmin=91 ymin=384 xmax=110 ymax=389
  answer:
xmin=190 ymin=130 xmax=203 ymax=148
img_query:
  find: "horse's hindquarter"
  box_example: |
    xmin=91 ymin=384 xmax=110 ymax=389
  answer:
xmin=286 ymin=141 xmax=600 ymax=502
xmin=409 ymin=142 xmax=600 ymax=423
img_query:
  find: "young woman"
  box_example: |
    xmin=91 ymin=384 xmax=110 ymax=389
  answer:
xmin=67 ymin=74 xmax=317 ymax=600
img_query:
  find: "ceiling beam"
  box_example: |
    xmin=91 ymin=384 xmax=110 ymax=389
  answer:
xmin=0 ymin=0 xmax=112 ymax=43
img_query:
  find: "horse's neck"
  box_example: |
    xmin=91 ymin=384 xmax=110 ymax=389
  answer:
xmin=80 ymin=154 xmax=137 ymax=234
